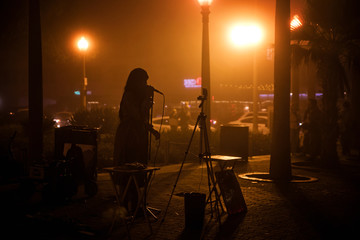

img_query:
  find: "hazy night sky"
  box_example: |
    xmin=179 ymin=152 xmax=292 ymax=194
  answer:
xmin=0 ymin=0 xmax=305 ymax=113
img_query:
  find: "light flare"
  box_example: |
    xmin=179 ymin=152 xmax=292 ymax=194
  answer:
xmin=230 ymin=24 xmax=263 ymax=47
xmin=290 ymin=15 xmax=302 ymax=31
xmin=77 ymin=36 xmax=89 ymax=51
xmin=198 ymin=0 xmax=213 ymax=6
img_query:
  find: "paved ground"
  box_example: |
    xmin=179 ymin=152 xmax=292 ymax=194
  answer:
xmin=2 ymin=154 xmax=360 ymax=239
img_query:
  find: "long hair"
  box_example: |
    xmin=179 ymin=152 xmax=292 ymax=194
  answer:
xmin=123 ymin=68 xmax=148 ymax=105
xmin=125 ymin=68 xmax=148 ymax=92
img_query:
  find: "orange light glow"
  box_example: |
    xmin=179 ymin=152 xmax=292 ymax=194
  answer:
xmin=229 ymin=24 xmax=263 ymax=47
xmin=77 ymin=37 xmax=89 ymax=51
xmin=290 ymin=15 xmax=302 ymax=31
xmin=198 ymin=0 xmax=213 ymax=6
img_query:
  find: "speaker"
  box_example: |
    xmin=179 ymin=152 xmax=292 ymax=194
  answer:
xmin=220 ymin=125 xmax=249 ymax=161
xmin=184 ymin=192 xmax=206 ymax=230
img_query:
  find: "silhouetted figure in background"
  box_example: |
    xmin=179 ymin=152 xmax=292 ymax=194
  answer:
xmin=302 ymin=99 xmax=322 ymax=160
xmin=66 ymin=143 xmax=85 ymax=186
xmin=113 ymin=68 xmax=160 ymax=214
xmin=179 ymin=103 xmax=191 ymax=132
xmin=290 ymin=104 xmax=300 ymax=155
xmin=169 ymin=108 xmax=179 ymax=132
xmin=339 ymin=100 xmax=354 ymax=157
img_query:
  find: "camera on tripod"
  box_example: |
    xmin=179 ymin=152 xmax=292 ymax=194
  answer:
xmin=197 ymin=88 xmax=208 ymax=101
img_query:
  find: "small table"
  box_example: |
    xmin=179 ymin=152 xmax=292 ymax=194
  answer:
xmin=104 ymin=166 xmax=160 ymax=237
xmin=206 ymin=155 xmax=242 ymax=214
xmin=210 ymin=155 xmax=242 ymax=171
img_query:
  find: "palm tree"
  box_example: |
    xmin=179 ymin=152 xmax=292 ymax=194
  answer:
xmin=291 ymin=0 xmax=360 ymax=166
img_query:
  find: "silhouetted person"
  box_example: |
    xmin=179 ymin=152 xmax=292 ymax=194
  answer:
xmin=339 ymin=100 xmax=354 ymax=157
xmin=169 ymin=108 xmax=179 ymax=132
xmin=179 ymin=103 xmax=191 ymax=132
xmin=290 ymin=104 xmax=300 ymax=155
xmin=302 ymin=98 xmax=322 ymax=160
xmin=113 ymin=68 xmax=160 ymax=214
xmin=66 ymin=143 xmax=85 ymax=185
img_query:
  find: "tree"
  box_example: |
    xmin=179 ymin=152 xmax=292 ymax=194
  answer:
xmin=269 ymin=0 xmax=292 ymax=181
xmin=291 ymin=0 xmax=360 ymax=166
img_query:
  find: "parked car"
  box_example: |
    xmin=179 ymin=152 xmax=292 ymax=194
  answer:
xmin=239 ymin=111 xmax=269 ymax=119
xmin=53 ymin=112 xmax=73 ymax=128
xmin=226 ymin=112 xmax=270 ymax=134
xmin=152 ymin=116 xmax=215 ymax=132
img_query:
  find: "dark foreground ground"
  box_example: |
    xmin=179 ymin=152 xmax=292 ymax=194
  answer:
xmin=1 ymin=154 xmax=360 ymax=239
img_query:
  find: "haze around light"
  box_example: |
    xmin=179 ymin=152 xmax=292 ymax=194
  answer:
xmin=229 ymin=24 xmax=263 ymax=47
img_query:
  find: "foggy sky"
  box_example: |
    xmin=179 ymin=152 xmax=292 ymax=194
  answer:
xmin=0 ymin=0 xmax=305 ymax=112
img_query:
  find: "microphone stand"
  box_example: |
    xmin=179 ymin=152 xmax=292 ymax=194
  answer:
xmin=146 ymin=88 xmax=161 ymax=220
xmin=148 ymin=90 xmax=154 ymax=164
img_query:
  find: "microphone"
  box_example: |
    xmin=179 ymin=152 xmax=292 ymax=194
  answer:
xmin=148 ymin=85 xmax=164 ymax=95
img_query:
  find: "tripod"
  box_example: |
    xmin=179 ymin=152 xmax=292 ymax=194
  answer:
xmin=161 ymin=92 xmax=223 ymax=227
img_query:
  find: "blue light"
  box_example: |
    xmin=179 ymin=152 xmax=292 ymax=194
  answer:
xmin=74 ymin=90 xmax=92 ymax=95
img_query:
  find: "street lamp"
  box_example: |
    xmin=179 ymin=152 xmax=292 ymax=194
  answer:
xmin=229 ymin=24 xmax=263 ymax=133
xmin=77 ymin=36 xmax=89 ymax=110
xmin=290 ymin=14 xmax=302 ymax=31
xmin=198 ymin=0 xmax=212 ymax=136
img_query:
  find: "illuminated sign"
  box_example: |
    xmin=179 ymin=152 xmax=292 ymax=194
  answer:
xmin=184 ymin=77 xmax=201 ymax=88
xmin=74 ymin=90 xmax=92 ymax=95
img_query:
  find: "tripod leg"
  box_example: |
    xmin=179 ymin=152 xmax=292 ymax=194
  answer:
xmin=205 ymin=158 xmax=214 ymax=217
xmin=202 ymin=119 xmax=223 ymax=226
xmin=161 ymin=114 xmax=201 ymax=223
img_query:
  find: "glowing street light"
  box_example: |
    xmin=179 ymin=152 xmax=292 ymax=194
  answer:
xmin=230 ymin=24 xmax=263 ymax=47
xmin=77 ymin=36 xmax=89 ymax=50
xmin=77 ymin=36 xmax=89 ymax=110
xmin=198 ymin=0 xmax=212 ymax=137
xmin=290 ymin=15 xmax=302 ymax=31
xmin=229 ymin=24 xmax=264 ymax=133
xmin=198 ymin=0 xmax=212 ymax=6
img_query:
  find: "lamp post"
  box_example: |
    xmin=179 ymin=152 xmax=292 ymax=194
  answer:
xmin=252 ymin=48 xmax=259 ymax=134
xmin=230 ymin=24 xmax=263 ymax=133
xmin=198 ymin=0 xmax=212 ymax=136
xmin=77 ymin=36 xmax=89 ymax=110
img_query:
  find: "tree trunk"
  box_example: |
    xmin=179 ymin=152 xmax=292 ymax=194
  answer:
xmin=270 ymin=0 xmax=292 ymax=181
